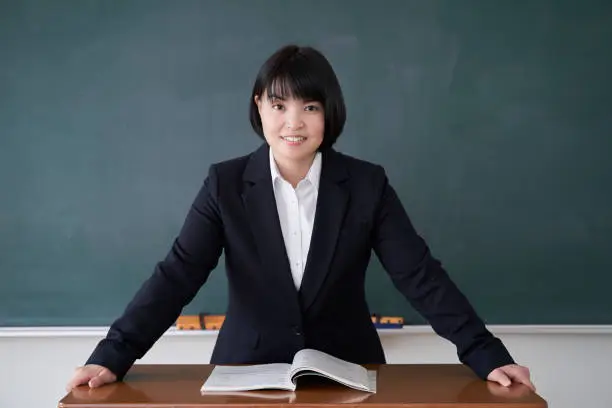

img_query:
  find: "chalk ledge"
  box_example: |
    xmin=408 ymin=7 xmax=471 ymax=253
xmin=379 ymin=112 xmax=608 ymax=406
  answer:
xmin=1 ymin=325 xmax=612 ymax=337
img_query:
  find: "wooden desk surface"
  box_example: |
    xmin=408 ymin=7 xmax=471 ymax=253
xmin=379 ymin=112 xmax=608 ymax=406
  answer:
xmin=59 ymin=364 xmax=547 ymax=408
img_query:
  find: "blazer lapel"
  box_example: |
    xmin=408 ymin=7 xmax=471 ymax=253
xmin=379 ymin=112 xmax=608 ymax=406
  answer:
xmin=299 ymin=149 xmax=349 ymax=311
xmin=241 ymin=144 xmax=301 ymax=314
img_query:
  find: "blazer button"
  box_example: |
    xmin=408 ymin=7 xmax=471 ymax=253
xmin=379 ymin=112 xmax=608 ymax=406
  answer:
xmin=293 ymin=327 xmax=302 ymax=336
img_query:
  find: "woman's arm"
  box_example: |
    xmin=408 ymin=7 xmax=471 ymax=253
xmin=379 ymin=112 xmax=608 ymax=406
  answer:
xmin=370 ymin=166 xmax=515 ymax=380
xmin=85 ymin=165 xmax=225 ymax=380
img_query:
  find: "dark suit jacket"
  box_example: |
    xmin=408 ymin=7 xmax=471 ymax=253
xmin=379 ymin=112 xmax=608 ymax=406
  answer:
xmin=87 ymin=144 xmax=514 ymax=380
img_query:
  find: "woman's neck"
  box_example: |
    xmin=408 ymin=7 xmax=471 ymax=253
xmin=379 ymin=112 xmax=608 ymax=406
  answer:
xmin=274 ymin=153 xmax=316 ymax=188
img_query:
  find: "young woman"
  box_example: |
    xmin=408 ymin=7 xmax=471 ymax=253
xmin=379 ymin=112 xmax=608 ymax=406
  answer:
xmin=67 ymin=45 xmax=534 ymax=392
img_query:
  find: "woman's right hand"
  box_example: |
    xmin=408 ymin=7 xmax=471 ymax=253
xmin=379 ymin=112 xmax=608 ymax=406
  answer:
xmin=66 ymin=364 xmax=117 ymax=391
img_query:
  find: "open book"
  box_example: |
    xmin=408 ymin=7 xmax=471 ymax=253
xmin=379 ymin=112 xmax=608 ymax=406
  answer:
xmin=201 ymin=349 xmax=377 ymax=393
xmin=198 ymin=390 xmax=373 ymax=404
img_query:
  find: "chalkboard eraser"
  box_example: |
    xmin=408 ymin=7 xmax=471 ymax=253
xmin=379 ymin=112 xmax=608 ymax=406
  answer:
xmin=175 ymin=315 xmax=203 ymax=330
xmin=371 ymin=314 xmax=404 ymax=325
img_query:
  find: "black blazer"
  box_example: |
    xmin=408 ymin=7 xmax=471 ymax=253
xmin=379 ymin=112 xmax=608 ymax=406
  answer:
xmin=87 ymin=144 xmax=514 ymax=380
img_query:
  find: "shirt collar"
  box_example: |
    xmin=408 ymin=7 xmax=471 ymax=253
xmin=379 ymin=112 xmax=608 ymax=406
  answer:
xmin=269 ymin=148 xmax=322 ymax=190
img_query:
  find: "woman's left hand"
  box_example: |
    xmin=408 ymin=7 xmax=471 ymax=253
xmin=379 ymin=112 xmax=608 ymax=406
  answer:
xmin=487 ymin=364 xmax=536 ymax=392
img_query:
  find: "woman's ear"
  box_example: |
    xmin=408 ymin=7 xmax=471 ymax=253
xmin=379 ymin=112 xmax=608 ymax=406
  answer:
xmin=254 ymin=95 xmax=262 ymax=113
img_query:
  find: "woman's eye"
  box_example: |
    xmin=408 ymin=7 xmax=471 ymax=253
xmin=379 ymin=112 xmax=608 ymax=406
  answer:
xmin=272 ymin=104 xmax=284 ymax=110
xmin=305 ymin=105 xmax=320 ymax=111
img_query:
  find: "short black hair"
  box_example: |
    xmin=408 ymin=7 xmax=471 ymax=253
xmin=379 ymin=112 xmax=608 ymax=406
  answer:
xmin=249 ymin=45 xmax=346 ymax=150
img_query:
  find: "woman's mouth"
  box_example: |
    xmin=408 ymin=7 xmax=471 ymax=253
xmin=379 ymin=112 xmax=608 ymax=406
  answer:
xmin=281 ymin=136 xmax=307 ymax=145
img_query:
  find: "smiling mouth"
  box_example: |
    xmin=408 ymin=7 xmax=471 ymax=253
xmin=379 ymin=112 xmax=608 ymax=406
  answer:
xmin=281 ymin=136 xmax=307 ymax=143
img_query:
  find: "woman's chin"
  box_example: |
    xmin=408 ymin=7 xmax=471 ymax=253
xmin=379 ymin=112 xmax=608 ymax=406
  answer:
xmin=274 ymin=144 xmax=316 ymax=160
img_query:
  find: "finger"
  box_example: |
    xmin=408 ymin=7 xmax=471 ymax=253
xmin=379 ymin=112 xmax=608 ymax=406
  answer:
xmin=88 ymin=369 xmax=115 ymax=388
xmin=506 ymin=367 xmax=536 ymax=392
xmin=488 ymin=370 xmax=512 ymax=387
xmin=487 ymin=381 xmax=531 ymax=399
xmin=66 ymin=368 xmax=96 ymax=392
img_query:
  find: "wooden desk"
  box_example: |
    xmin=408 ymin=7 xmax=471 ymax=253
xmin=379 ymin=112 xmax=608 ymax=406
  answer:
xmin=59 ymin=364 xmax=547 ymax=408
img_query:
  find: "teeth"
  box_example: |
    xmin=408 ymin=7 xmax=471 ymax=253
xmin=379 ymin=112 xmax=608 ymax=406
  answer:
xmin=283 ymin=136 xmax=305 ymax=142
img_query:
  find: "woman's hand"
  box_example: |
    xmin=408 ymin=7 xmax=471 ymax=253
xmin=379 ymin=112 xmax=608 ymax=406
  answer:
xmin=487 ymin=364 xmax=536 ymax=392
xmin=66 ymin=364 xmax=117 ymax=391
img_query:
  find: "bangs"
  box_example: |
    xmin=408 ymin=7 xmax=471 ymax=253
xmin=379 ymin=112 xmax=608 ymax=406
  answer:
xmin=264 ymin=63 xmax=325 ymax=103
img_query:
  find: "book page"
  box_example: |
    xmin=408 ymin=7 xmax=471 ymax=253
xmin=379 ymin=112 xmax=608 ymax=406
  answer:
xmin=367 ymin=370 xmax=378 ymax=393
xmin=201 ymin=363 xmax=294 ymax=392
xmin=289 ymin=349 xmax=375 ymax=392
xmin=200 ymin=390 xmax=296 ymax=402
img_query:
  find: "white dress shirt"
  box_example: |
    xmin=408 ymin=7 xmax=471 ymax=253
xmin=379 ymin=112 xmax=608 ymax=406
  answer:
xmin=269 ymin=149 xmax=322 ymax=290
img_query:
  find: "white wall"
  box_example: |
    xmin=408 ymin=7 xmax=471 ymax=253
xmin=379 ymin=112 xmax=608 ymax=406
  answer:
xmin=1 ymin=326 xmax=611 ymax=408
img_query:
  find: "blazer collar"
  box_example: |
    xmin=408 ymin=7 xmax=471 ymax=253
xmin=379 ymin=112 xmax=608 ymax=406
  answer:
xmin=242 ymin=143 xmax=350 ymax=312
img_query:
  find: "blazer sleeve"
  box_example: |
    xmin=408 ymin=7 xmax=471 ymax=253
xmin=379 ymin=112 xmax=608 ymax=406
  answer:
xmin=85 ymin=165 xmax=225 ymax=380
xmin=370 ymin=166 xmax=515 ymax=380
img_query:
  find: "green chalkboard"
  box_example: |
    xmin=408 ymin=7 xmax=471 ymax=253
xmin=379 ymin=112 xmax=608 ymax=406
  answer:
xmin=1 ymin=0 xmax=611 ymax=326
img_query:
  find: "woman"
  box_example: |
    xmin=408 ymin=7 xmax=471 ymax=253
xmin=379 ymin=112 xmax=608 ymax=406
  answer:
xmin=67 ymin=45 xmax=534 ymax=391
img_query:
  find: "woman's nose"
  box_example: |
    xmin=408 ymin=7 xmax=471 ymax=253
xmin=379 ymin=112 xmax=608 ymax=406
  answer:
xmin=285 ymin=115 xmax=304 ymax=130
xmin=286 ymin=121 xmax=304 ymax=130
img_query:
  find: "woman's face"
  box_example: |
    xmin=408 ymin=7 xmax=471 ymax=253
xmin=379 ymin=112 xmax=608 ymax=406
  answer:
xmin=255 ymin=91 xmax=325 ymax=164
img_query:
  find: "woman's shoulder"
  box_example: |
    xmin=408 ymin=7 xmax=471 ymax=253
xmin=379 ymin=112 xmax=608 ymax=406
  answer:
xmin=210 ymin=143 xmax=270 ymax=174
xmin=210 ymin=151 xmax=253 ymax=174
xmin=332 ymin=149 xmax=387 ymax=180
